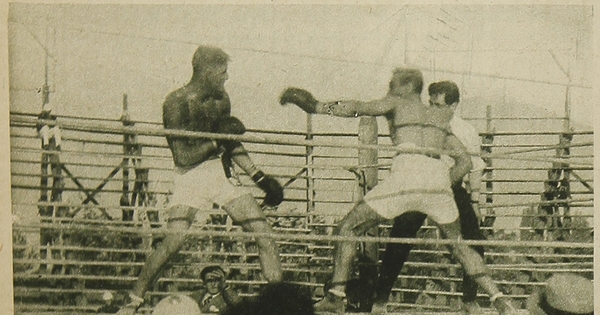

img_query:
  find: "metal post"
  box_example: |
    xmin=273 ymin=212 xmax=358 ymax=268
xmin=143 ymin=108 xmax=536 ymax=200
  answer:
xmin=558 ymin=82 xmax=572 ymax=235
xmin=120 ymin=94 xmax=133 ymax=220
xmin=305 ymin=113 xmax=317 ymax=291
xmin=480 ymin=104 xmax=495 ymax=237
xmin=356 ymin=117 xmax=378 ymax=311
xmin=305 ymin=114 xmax=316 ymax=218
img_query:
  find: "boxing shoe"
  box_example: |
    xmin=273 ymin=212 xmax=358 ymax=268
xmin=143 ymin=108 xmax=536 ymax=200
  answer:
xmin=314 ymin=290 xmax=345 ymax=315
xmin=461 ymin=301 xmax=483 ymax=315
xmin=492 ymin=296 xmax=518 ymax=315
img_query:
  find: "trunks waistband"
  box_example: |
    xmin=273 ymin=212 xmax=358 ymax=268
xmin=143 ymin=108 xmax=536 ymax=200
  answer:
xmin=394 ymin=143 xmax=441 ymax=160
xmin=395 ymin=152 xmax=441 ymax=160
xmin=175 ymin=155 xmax=220 ymax=174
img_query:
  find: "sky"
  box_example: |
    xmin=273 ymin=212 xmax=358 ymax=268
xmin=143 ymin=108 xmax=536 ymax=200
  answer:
xmin=7 ymin=4 xmax=593 ymax=132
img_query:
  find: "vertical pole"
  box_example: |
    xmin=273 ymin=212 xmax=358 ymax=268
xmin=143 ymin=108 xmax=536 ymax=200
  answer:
xmin=556 ymin=132 xmax=572 ymax=235
xmin=480 ymin=104 xmax=494 ymax=237
xmin=558 ymin=82 xmax=572 ymax=235
xmin=37 ymin=21 xmax=53 ymax=272
xmin=305 ymin=114 xmax=315 ymax=217
xmin=358 ymin=117 xmax=379 ymax=192
xmin=120 ymin=94 xmax=132 ymax=220
xmin=305 ymin=113 xmax=317 ymax=291
xmin=357 ymin=117 xmax=378 ymax=311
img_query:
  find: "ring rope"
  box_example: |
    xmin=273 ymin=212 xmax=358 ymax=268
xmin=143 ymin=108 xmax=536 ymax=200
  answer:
xmin=12 ymin=111 xmax=595 ymax=136
xmin=12 ymin=115 xmax=594 ymax=166
xmin=10 ymin=146 xmax=594 ymax=174
xmin=13 ymin=246 xmax=594 ymax=264
xmin=12 ymin=243 xmax=593 ymax=260
xmin=13 ymin=222 xmax=593 ymax=249
xmin=12 ymin=197 xmax=594 ymax=216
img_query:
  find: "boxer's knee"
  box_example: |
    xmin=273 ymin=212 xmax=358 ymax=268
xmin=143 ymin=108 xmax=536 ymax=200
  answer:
xmin=223 ymin=193 xmax=262 ymax=221
xmin=453 ymin=243 xmax=489 ymax=277
xmin=166 ymin=205 xmax=197 ymax=225
xmin=336 ymin=202 xmax=379 ymax=236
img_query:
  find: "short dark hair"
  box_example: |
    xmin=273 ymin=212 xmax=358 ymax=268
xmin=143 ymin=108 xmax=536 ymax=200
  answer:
xmin=389 ymin=68 xmax=424 ymax=95
xmin=192 ymin=45 xmax=230 ymax=75
xmin=200 ymin=265 xmax=226 ymax=281
xmin=428 ymin=80 xmax=460 ymax=105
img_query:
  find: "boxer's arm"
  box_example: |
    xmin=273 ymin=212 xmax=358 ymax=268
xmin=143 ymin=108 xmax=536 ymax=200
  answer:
xmin=227 ymin=143 xmax=260 ymax=176
xmin=163 ymin=99 xmax=218 ymax=168
xmin=444 ymin=134 xmax=472 ymax=184
xmin=321 ymin=98 xmax=394 ymax=117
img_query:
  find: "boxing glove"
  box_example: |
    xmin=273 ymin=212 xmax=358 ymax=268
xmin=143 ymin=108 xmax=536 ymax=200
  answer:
xmin=251 ymin=171 xmax=284 ymax=207
xmin=279 ymin=87 xmax=319 ymax=114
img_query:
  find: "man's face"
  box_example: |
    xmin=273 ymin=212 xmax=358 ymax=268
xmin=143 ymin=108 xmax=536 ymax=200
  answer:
xmin=429 ymin=93 xmax=456 ymax=113
xmin=205 ymin=63 xmax=229 ymax=90
xmin=204 ymin=275 xmax=225 ymax=294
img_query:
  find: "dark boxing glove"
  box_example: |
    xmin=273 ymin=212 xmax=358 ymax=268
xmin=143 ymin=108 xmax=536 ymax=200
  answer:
xmin=279 ymin=87 xmax=319 ymax=114
xmin=251 ymin=171 xmax=284 ymax=207
xmin=215 ymin=116 xmax=246 ymax=151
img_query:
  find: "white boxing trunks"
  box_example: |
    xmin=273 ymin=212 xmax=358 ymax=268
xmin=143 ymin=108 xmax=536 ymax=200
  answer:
xmin=170 ymin=158 xmax=250 ymax=210
xmin=364 ymin=145 xmax=458 ymax=224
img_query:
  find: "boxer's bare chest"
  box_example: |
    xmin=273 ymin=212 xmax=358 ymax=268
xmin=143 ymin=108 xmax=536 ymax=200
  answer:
xmin=185 ymin=91 xmax=231 ymax=132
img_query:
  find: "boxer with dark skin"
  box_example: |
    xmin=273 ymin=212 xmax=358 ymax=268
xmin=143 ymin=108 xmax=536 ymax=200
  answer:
xmin=116 ymin=46 xmax=283 ymax=315
xmin=280 ymin=68 xmax=516 ymax=315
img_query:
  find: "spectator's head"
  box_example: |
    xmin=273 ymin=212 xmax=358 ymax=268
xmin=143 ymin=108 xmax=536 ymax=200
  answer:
xmin=201 ymin=266 xmax=227 ymax=294
xmin=389 ymin=68 xmax=424 ymax=97
xmin=526 ymin=273 xmax=594 ymax=315
xmin=428 ymin=80 xmax=460 ymax=107
xmin=152 ymin=295 xmax=201 ymax=315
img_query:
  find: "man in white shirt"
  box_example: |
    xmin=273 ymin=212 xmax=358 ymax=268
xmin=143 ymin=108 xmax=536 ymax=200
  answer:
xmin=372 ymin=80 xmax=488 ymax=314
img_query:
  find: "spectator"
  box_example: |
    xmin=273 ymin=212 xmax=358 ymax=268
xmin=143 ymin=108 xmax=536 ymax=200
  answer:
xmin=189 ymin=266 xmax=242 ymax=314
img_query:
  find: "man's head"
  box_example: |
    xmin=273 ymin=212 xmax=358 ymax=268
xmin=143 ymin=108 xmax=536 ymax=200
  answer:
xmin=388 ymin=68 xmax=424 ymax=96
xmin=200 ymin=266 xmax=227 ymax=294
xmin=191 ymin=45 xmax=230 ymax=90
xmin=428 ymin=80 xmax=460 ymax=109
xmin=526 ymin=273 xmax=593 ymax=315
xmin=152 ymin=295 xmax=201 ymax=315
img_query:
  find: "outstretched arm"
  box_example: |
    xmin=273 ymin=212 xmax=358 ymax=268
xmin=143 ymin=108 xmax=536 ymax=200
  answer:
xmin=321 ymin=98 xmax=394 ymax=117
xmin=280 ymin=87 xmax=394 ymax=117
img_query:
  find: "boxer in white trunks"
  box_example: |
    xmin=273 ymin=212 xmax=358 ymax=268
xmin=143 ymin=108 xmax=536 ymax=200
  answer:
xmin=280 ymin=68 xmax=516 ymax=315
xmin=116 ymin=45 xmax=284 ymax=315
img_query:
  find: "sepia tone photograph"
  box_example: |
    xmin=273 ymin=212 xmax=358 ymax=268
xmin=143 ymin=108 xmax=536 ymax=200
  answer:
xmin=3 ymin=2 xmax=595 ymax=315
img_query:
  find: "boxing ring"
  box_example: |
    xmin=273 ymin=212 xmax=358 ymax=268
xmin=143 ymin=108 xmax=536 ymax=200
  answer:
xmin=9 ymin=106 xmax=593 ymax=315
